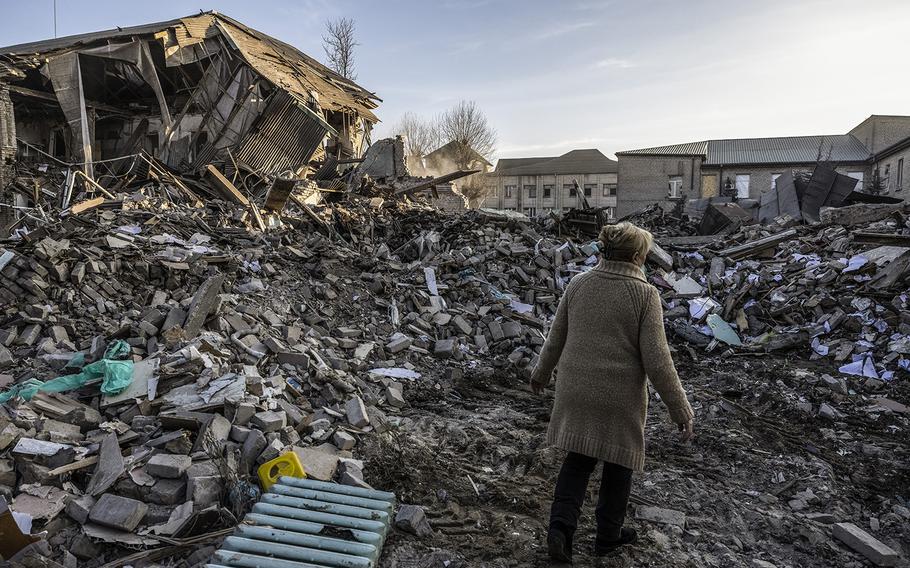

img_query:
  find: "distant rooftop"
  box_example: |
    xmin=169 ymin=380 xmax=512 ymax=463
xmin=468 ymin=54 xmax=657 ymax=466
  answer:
xmin=494 ymin=149 xmax=617 ymax=175
xmin=618 ymin=134 xmax=871 ymax=165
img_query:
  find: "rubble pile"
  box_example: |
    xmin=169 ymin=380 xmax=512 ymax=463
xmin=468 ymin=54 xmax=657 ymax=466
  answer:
xmin=0 ymin=175 xmax=907 ymax=566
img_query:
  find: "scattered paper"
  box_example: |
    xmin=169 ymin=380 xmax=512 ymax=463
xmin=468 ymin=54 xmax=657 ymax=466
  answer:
xmin=369 ymin=367 xmax=422 ymax=380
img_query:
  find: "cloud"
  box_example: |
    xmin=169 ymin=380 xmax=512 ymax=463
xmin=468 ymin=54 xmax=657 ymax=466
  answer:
xmin=497 ymin=136 xmax=612 ymax=156
xmin=572 ymin=1 xmax=613 ymax=11
xmin=450 ymin=39 xmax=486 ymax=54
xmin=594 ymin=57 xmax=636 ymax=69
xmin=534 ymin=21 xmax=596 ymax=40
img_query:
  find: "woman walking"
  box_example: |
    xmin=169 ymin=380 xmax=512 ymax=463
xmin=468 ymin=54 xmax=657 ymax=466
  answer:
xmin=530 ymin=222 xmax=695 ymax=562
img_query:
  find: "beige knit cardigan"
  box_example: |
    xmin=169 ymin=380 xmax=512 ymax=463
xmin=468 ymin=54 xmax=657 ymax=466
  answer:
xmin=530 ymin=260 xmax=694 ymax=471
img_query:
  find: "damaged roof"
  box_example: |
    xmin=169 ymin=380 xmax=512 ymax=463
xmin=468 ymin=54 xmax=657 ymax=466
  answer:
xmin=0 ymin=11 xmax=381 ymax=122
xmin=494 ymin=149 xmax=617 ymax=176
xmin=426 ymin=140 xmax=493 ymax=167
xmin=618 ymin=135 xmax=871 ymax=165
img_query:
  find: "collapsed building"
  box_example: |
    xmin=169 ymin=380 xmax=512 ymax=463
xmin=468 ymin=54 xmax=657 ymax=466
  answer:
xmin=0 ymin=11 xmax=381 ymax=235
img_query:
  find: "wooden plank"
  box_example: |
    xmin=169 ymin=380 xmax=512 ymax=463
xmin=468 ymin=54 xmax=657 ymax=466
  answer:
xmin=394 ymin=170 xmax=479 ymax=196
xmin=204 ymin=164 xmax=250 ymax=206
xmin=717 ymin=229 xmax=798 ymax=261
xmin=47 ymin=456 xmax=99 ymax=477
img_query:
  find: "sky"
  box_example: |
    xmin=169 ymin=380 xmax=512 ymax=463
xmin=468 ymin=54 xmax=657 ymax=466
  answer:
xmin=2 ymin=0 xmax=909 ymax=162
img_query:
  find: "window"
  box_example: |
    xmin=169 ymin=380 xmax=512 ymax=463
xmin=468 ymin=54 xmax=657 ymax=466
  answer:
xmin=523 ymin=207 xmax=537 ymax=217
xmin=504 ymin=207 xmax=517 ymax=211
xmin=668 ymin=175 xmax=683 ymax=198
xmin=606 ymin=207 xmax=615 ymax=220
xmin=603 ymin=183 xmax=617 ymax=196
xmin=565 ymin=183 xmax=576 ymax=197
xmin=543 ymin=184 xmax=553 ymax=198
xmin=771 ymin=173 xmax=782 ymax=190
xmin=898 ymin=158 xmax=904 ymax=191
xmin=735 ymin=174 xmax=750 ymax=198
xmin=583 ymin=183 xmax=595 ymax=197
xmin=525 ymin=184 xmax=537 ymax=198
xmin=847 ymin=171 xmax=864 ymax=191
xmin=504 ymin=184 xmax=516 ymax=198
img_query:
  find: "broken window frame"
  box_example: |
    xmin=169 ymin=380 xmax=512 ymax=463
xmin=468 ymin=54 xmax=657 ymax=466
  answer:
xmin=602 ymin=183 xmax=617 ymax=197
xmin=524 ymin=184 xmax=537 ymax=199
xmin=542 ymin=184 xmax=553 ymax=199
xmin=668 ymin=175 xmax=683 ymax=198
xmin=771 ymin=173 xmax=782 ymax=191
xmin=735 ymin=174 xmax=750 ymax=198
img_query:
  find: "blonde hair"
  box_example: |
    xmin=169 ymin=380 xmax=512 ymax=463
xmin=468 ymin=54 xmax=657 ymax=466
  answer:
xmin=598 ymin=222 xmax=653 ymax=262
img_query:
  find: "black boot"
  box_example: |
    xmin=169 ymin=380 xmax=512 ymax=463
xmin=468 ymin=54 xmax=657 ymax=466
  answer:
xmin=547 ymin=524 xmax=574 ymax=563
xmin=594 ymin=527 xmax=637 ymax=556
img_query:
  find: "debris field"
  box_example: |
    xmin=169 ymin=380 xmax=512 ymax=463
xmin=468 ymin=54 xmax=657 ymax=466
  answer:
xmin=0 ymin=11 xmax=906 ymax=568
xmin=0 ymin=159 xmax=907 ymax=567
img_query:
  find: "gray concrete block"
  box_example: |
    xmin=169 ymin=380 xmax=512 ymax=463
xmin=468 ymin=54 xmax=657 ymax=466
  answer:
xmin=832 ymin=522 xmax=898 ymax=566
xmin=88 ymin=493 xmax=148 ymax=532
xmin=146 ymin=454 xmax=192 ymax=479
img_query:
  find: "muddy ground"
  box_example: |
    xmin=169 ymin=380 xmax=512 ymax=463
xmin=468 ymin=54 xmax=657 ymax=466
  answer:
xmin=364 ymin=352 xmax=909 ymax=568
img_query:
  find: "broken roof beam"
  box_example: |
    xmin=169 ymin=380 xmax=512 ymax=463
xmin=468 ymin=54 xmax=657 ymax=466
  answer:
xmin=717 ymin=229 xmax=798 ymax=261
xmin=204 ymin=164 xmax=251 ymax=206
xmin=393 ymin=170 xmax=480 ymax=197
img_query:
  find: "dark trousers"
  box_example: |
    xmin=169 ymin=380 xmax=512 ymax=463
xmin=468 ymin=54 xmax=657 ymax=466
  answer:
xmin=549 ymin=452 xmax=633 ymax=543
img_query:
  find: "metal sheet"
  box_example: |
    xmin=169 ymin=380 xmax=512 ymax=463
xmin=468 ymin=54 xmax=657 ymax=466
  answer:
xmin=209 ymin=477 xmax=396 ymax=567
xmin=234 ymin=90 xmax=328 ymax=175
xmin=801 ymin=164 xmax=859 ymax=222
xmin=758 ymin=171 xmax=802 ymax=223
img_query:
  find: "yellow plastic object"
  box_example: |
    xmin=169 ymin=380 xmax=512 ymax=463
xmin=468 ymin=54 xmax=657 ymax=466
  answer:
xmin=257 ymin=452 xmax=306 ymax=490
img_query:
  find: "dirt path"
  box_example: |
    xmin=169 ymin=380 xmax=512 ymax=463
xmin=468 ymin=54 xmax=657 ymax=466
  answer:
xmin=367 ymin=353 xmax=909 ymax=568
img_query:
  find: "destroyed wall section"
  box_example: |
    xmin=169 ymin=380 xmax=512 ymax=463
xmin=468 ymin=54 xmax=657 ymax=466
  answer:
xmin=616 ymin=154 xmax=701 ymax=218
xmin=0 ymin=74 xmax=17 ymax=234
xmin=703 ymin=164 xmax=870 ymax=200
xmin=618 ymin=156 xmax=872 ymax=217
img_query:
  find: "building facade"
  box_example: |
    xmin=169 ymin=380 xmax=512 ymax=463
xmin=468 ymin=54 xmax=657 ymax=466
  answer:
xmin=483 ymin=149 xmax=618 ymax=218
xmin=616 ymin=115 xmax=910 ymax=217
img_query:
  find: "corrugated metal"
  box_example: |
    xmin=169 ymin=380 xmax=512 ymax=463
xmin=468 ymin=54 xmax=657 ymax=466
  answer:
xmin=705 ymin=135 xmax=870 ymax=165
xmin=616 ymin=141 xmax=708 ymax=157
xmin=234 ymin=90 xmax=329 ymax=176
xmin=208 ymin=476 xmax=396 ymax=568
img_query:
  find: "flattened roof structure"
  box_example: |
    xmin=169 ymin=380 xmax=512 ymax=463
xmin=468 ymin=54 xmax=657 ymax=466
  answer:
xmin=0 ymin=11 xmax=381 ymax=123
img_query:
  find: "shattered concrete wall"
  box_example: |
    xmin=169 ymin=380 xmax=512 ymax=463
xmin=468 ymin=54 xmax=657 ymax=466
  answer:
xmin=616 ymin=154 xmax=700 ymax=217
xmin=703 ymin=164 xmax=870 ymax=201
xmin=0 ymin=77 xmax=16 ymax=235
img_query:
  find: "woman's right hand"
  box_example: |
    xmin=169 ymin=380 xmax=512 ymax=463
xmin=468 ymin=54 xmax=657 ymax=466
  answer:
xmin=677 ymin=419 xmax=695 ymax=442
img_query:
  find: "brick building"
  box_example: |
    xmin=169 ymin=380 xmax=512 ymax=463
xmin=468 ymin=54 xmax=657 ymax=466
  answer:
xmin=483 ymin=149 xmax=618 ymax=217
xmin=615 ymin=115 xmax=910 ymax=217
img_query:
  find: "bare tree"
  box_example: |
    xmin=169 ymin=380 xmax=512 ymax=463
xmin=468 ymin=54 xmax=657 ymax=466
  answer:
xmin=394 ymin=112 xmax=441 ymax=161
xmin=438 ymin=100 xmax=497 ymax=169
xmin=323 ymin=17 xmax=358 ymax=80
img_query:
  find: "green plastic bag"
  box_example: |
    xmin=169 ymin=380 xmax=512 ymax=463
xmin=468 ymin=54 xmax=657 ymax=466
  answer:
xmin=0 ymin=340 xmax=134 ymax=403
